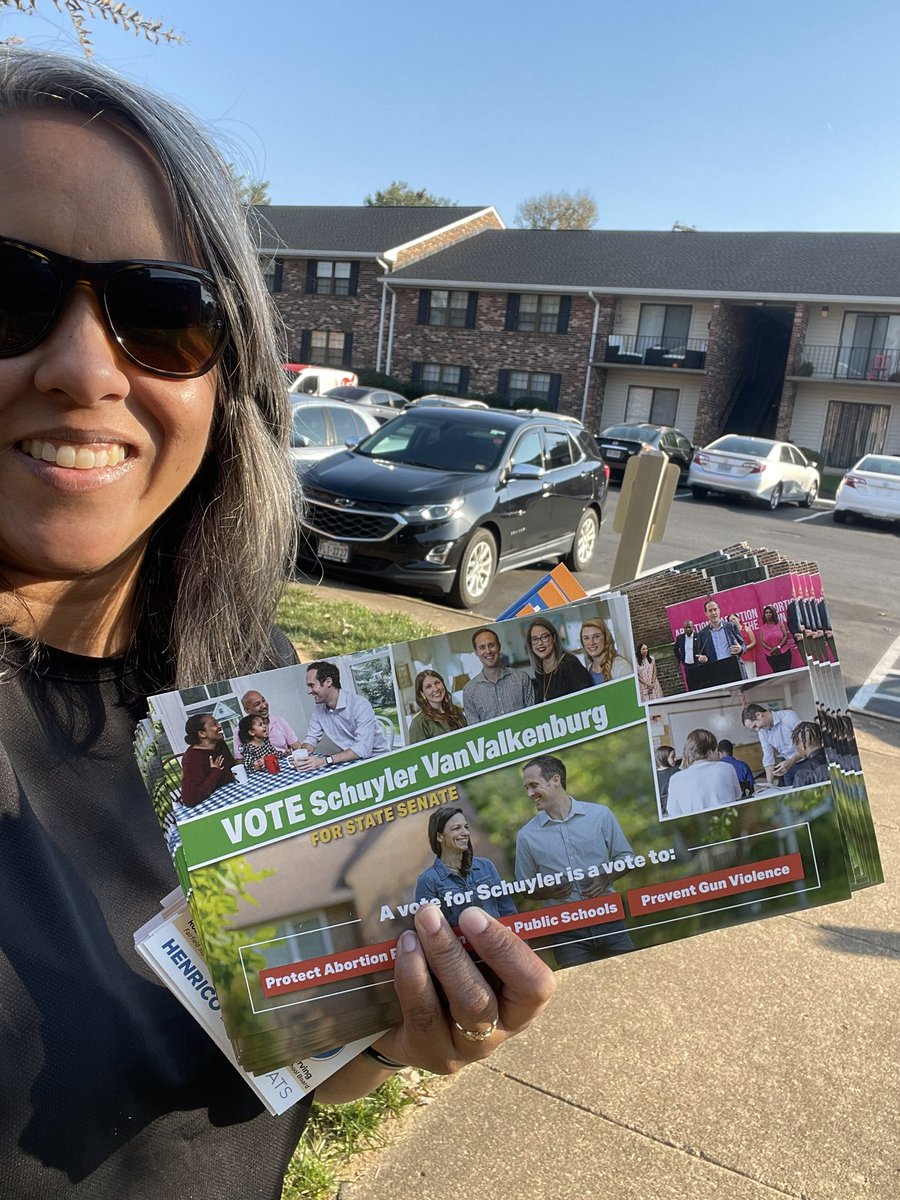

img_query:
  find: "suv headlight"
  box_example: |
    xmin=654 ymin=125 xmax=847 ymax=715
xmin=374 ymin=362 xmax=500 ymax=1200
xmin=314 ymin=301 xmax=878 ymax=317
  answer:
xmin=400 ymin=497 xmax=465 ymax=522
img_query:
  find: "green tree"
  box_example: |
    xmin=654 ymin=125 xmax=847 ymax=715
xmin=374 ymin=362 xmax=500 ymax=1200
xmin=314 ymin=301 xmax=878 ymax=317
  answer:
xmin=515 ymin=189 xmax=598 ymax=230
xmin=0 ymin=0 xmax=181 ymax=57
xmin=364 ymin=180 xmax=454 ymax=207
xmin=227 ymin=163 xmax=271 ymax=206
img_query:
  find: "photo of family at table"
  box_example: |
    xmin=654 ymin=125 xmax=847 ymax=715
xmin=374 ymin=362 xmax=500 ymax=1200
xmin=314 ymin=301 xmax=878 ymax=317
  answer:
xmin=392 ymin=595 xmax=636 ymax=746
xmin=152 ymin=653 xmax=399 ymax=813
xmin=648 ymin=669 xmax=827 ymax=820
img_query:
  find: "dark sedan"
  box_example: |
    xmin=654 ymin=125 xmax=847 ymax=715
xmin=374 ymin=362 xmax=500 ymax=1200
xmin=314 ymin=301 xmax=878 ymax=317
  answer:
xmin=596 ymin=423 xmax=695 ymax=481
xmin=297 ymin=408 xmax=608 ymax=609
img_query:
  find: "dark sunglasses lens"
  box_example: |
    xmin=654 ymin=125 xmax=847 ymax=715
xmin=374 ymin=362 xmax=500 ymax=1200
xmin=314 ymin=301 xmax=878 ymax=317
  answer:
xmin=105 ymin=265 xmax=226 ymax=376
xmin=0 ymin=243 xmax=64 ymax=354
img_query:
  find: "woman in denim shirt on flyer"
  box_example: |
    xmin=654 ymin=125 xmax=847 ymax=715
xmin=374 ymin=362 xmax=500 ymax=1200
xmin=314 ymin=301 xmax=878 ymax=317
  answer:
xmin=415 ymin=808 xmax=519 ymax=928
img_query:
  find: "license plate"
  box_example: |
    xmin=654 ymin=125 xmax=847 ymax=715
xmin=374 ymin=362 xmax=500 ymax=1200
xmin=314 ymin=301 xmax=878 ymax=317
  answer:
xmin=318 ymin=539 xmax=350 ymax=564
xmin=605 ymin=448 xmax=624 ymax=459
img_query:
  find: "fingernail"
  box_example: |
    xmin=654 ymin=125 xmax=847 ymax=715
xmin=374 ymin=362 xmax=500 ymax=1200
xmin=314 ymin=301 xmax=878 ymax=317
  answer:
xmin=459 ymin=906 xmax=489 ymax=935
xmin=416 ymin=903 xmax=443 ymax=934
xmin=399 ymin=930 xmax=418 ymax=954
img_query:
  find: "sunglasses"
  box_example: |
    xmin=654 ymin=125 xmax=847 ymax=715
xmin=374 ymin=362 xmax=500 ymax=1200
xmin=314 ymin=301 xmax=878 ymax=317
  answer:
xmin=0 ymin=235 xmax=228 ymax=379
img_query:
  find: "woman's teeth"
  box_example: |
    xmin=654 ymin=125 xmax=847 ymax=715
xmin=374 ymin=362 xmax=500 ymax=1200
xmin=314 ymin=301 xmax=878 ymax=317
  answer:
xmin=21 ymin=441 xmax=127 ymax=468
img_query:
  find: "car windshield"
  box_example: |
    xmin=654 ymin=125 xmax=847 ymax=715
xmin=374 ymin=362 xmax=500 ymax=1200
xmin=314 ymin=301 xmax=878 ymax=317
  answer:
xmin=601 ymin=425 xmax=655 ymax=440
xmin=856 ymin=455 xmax=900 ymax=477
xmin=355 ymin=414 xmax=513 ymax=472
xmin=708 ymin=436 xmax=776 ymax=458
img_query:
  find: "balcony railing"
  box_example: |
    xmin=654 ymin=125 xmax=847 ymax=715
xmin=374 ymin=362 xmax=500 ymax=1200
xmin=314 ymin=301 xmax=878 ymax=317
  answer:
xmin=799 ymin=343 xmax=900 ymax=382
xmin=604 ymin=334 xmax=708 ymax=370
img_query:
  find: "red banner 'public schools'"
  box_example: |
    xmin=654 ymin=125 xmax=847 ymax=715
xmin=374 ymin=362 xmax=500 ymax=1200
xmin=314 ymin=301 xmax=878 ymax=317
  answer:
xmin=498 ymin=894 xmax=625 ymax=940
xmin=626 ymin=852 xmax=805 ymax=917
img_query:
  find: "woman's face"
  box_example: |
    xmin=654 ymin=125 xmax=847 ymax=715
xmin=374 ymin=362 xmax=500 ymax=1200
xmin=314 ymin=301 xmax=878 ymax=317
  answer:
xmin=421 ymin=674 xmax=447 ymax=708
xmin=0 ymin=111 xmax=216 ymax=592
xmin=438 ymin=812 xmax=470 ymax=856
xmin=764 ymin=607 xmax=775 ymax=622
xmin=668 ymin=749 xmax=676 ymax=767
xmin=529 ymin=625 xmax=555 ymax=661
xmin=200 ymin=716 xmax=221 ymax=742
xmin=639 ymin=644 xmax=649 ymax=659
xmin=581 ymin=624 xmax=606 ymax=659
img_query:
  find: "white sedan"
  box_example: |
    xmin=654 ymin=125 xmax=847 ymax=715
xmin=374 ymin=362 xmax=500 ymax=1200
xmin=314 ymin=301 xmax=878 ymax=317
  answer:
xmin=833 ymin=454 xmax=900 ymax=525
xmin=689 ymin=436 xmax=820 ymax=510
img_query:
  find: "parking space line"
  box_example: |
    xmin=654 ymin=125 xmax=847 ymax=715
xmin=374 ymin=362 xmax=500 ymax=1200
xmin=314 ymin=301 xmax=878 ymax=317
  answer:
xmin=849 ymin=630 xmax=900 ymax=722
xmin=794 ymin=510 xmax=833 ymax=523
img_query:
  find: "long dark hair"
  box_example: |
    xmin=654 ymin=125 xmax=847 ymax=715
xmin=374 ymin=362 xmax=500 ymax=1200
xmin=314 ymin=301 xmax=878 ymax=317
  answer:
xmin=414 ymin=670 xmax=466 ymax=731
xmin=427 ymin=806 xmax=474 ymax=874
xmin=184 ymin=713 xmax=218 ymax=746
xmin=526 ymin=618 xmax=563 ymax=674
xmin=762 ymin=605 xmax=779 ymax=624
xmin=0 ymin=49 xmax=297 ymax=691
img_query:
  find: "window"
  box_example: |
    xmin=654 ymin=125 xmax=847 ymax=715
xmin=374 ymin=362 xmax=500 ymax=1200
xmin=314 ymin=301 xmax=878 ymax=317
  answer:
xmin=508 ymin=429 xmax=544 ymax=472
xmin=625 ymin=385 xmax=679 ymax=425
xmin=837 ymin=312 xmax=900 ymax=379
xmin=414 ymin=362 xmax=467 ymax=394
xmin=821 ymin=400 xmax=890 ymax=468
xmin=261 ymin=257 xmax=283 ymax=293
xmin=498 ymin=369 xmax=561 ymax=409
xmin=305 ymin=259 xmax=359 ymax=296
xmin=310 ymin=330 xmax=346 ymax=368
xmin=505 ymin=294 xmax=571 ymax=334
xmin=331 ymin=406 xmax=370 ymax=443
xmin=291 ymin=406 xmax=328 ymax=448
xmin=420 ymin=289 xmax=475 ymax=328
xmin=636 ymin=304 xmax=691 ymax=355
xmin=544 ymin=429 xmax=574 ymax=469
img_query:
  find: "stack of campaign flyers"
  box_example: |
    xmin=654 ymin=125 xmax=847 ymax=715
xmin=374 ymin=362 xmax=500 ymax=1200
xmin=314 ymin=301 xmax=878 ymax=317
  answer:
xmin=134 ymin=555 xmax=881 ymax=1086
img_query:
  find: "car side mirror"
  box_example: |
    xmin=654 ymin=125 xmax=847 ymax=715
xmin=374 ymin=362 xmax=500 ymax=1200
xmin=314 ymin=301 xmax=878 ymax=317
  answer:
xmin=507 ymin=463 xmax=543 ymax=482
xmin=291 ymin=435 xmax=310 ymax=448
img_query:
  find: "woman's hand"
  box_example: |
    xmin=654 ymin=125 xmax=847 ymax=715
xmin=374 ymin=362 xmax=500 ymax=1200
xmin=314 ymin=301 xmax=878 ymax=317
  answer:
xmin=374 ymin=903 xmax=556 ymax=1075
xmin=210 ymin=754 xmax=225 ymax=770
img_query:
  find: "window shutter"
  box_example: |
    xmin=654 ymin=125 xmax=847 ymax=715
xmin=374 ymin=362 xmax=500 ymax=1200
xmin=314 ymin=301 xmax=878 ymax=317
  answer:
xmin=417 ymin=290 xmax=430 ymax=325
xmin=342 ymin=332 xmax=354 ymax=368
xmin=305 ymin=261 xmax=317 ymax=294
xmin=505 ymin=294 xmax=520 ymax=331
xmin=272 ymin=261 xmax=284 ymax=293
xmin=557 ymin=296 xmax=571 ymax=334
xmin=411 ymin=362 xmax=422 ymax=385
xmin=548 ymin=374 xmax=562 ymax=410
xmin=349 ymin=262 xmax=361 ymax=297
xmin=299 ymin=330 xmax=311 ymax=361
xmin=497 ymin=369 xmax=511 ymax=397
xmin=458 ymin=366 xmax=471 ymax=395
xmin=465 ymin=292 xmax=479 ymax=329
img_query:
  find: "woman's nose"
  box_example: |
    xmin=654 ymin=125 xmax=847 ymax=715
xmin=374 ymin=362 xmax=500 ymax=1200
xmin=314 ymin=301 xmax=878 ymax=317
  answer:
xmin=30 ymin=287 xmax=131 ymax=405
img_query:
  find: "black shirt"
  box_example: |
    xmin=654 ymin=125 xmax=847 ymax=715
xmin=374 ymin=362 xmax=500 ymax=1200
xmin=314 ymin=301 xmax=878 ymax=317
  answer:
xmin=0 ymin=632 xmax=311 ymax=1198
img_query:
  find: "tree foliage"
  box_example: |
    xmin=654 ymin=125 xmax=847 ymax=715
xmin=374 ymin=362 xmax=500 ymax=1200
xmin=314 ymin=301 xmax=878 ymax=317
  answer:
xmin=364 ymin=180 xmax=454 ymax=207
xmin=515 ymin=189 xmax=598 ymax=230
xmin=0 ymin=0 xmax=182 ymax=56
xmin=227 ymin=163 xmax=271 ymax=207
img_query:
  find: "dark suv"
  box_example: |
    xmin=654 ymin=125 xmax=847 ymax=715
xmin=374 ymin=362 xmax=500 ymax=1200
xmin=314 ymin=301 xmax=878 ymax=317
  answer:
xmin=297 ymin=408 xmax=608 ymax=608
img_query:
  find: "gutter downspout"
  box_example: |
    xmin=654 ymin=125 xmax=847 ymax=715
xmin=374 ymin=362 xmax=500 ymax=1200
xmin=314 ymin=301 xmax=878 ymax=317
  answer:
xmin=582 ymin=291 xmax=601 ymax=425
xmin=385 ymin=285 xmax=397 ymax=376
xmin=375 ymin=257 xmax=389 ymax=372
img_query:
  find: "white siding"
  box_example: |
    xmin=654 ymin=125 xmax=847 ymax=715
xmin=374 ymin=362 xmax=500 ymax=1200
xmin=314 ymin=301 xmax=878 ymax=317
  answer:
xmin=599 ymin=373 xmax=702 ymax=439
xmin=613 ymin=297 xmax=714 ymax=344
xmin=790 ymin=382 xmax=900 ymax=459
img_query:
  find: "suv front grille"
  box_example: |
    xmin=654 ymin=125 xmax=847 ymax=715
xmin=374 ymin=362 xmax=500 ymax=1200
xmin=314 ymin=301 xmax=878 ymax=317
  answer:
xmin=301 ymin=499 xmax=402 ymax=542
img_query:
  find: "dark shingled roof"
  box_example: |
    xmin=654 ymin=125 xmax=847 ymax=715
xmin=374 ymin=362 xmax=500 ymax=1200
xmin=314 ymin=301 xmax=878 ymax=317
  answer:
xmin=388 ymin=229 xmax=900 ymax=299
xmin=253 ymin=205 xmax=490 ymax=254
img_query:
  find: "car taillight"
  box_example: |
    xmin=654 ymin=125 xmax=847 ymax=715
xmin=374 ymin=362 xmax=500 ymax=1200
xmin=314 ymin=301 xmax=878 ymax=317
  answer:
xmin=603 ymin=463 xmax=610 ymax=481
xmin=745 ymin=461 xmax=765 ymax=474
xmin=845 ymin=476 xmax=862 ymax=489
xmin=693 ymin=452 xmax=708 ymax=465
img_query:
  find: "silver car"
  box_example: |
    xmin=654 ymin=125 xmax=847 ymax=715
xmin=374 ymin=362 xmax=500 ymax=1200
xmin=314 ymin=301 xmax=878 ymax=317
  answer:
xmin=289 ymin=398 xmax=383 ymax=468
xmin=833 ymin=454 xmax=900 ymax=525
xmin=688 ymin=435 xmax=820 ymax=510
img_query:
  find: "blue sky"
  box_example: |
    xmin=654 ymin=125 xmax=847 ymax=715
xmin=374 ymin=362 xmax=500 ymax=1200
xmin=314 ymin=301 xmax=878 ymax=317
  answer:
xmin=5 ymin=0 xmax=900 ymax=231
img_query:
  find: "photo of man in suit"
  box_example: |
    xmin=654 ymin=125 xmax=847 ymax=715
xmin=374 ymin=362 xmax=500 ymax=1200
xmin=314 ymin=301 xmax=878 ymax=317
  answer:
xmin=693 ymin=599 xmax=744 ymax=688
xmin=673 ymin=619 xmax=705 ymax=690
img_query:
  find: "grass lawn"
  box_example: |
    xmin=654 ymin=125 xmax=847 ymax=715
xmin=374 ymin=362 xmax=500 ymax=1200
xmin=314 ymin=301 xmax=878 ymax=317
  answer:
xmin=274 ymin=582 xmax=438 ymax=1200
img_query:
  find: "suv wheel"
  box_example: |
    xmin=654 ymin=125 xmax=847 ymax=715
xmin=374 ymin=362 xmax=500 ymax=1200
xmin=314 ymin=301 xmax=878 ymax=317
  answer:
xmin=565 ymin=508 xmax=599 ymax=571
xmin=450 ymin=529 xmax=497 ymax=609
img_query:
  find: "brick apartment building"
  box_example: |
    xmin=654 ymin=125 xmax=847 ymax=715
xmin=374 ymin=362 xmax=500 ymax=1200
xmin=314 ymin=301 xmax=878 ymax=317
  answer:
xmin=258 ymin=208 xmax=900 ymax=469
